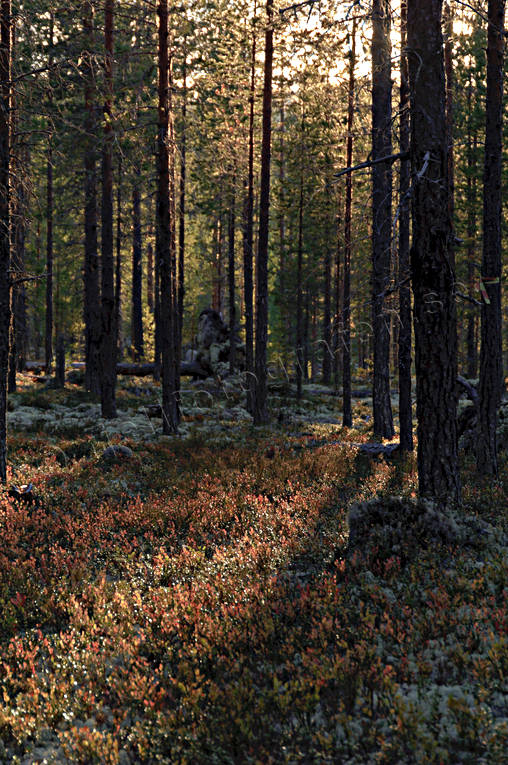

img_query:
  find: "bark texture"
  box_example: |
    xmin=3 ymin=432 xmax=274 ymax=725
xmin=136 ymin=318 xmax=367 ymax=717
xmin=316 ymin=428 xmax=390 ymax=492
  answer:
xmin=100 ymin=0 xmax=117 ymax=418
xmin=83 ymin=0 xmax=101 ymax=395
xmin=157 ymin=0 xmax=178 ymax=433
xmin=371 ymin=0 xmax=394 ymax=439
xmin=477 ymin=0 xmax=506 ymax=475
xmin=343 ymin=21 xmax=356 ymax=427
xmin=243 ymin=1 xmax=256 ymax=414
xmin=398 ymin=0 xmax=413 ymax=451
xmin=253 ymin=0 xmax=273 ymax=425
xmin=131 ymin=170 xmax=144 ymax=360
xmin=0 ymin=0 xmax=10 ymax=482
xmin=408 ymin=0 xmax=460 ymax=503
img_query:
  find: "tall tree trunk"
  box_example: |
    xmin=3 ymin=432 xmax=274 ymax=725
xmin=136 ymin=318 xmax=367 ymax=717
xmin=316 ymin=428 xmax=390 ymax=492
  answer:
xmin=443 ymin=2 xmax=455 ymax=222
xmin=343 ymin=20 xmax=356 ymax=427
xmin=253 ymin=0 xmax=273 ymax=425
xmin=371 ymin=0 xmax=394 ymax=439
xmin=228 ymin=169 xmax=236 ymax=374
xmin=153 ymin=225 xmax=161 ymax=379
xmin=157 ymin=0 xmax=178 ymax=432
xmin=213 ymin=211 xmax=223 ymax=314
xmin=8 ymin=22 xmax=23 ymax=391
xmin=398 ymin=0 xmax=413 ymax=451
xmin=466 ymin=95 xmax=478 ymax=379
xmin=278 ymin=88 xmax=287 ymax=369
xmin=14 ymin=153 xmax=26 ymax=374
xmin=45 ymin=11 xmax=54 ymax=377
xmin=296 ymin=144 xmax=304 ymax=400
xmin=100 ymin=0 xmax=117 ymax=418
xmin=115 ymin=153 xmax=122 ymax=357
xmin=477 ymin=0 xmax=506 ymax=475
xmin=243 ymin=1 xmax=256 ymax=414
xmin=408 ymin=0 xmax=460 ymax=504
xmin=303 ymin=288 xmax=309 ymax=382
xmin=131 ymin=167 xmax=144 ymax=360
xmin=147 ymin=240 xmax=154 ymax=312
xmin=322 ymin=170 xmax=332 ymax=385
xmin=0 ymin=0 xmax=11 ymax=482
xmin=83 ymin=0 xmax=101 ymax=395
xmin=178 ymin=48 xmax=186 ymax=349
xmin=333 ymin=197 xmax=342 ymax=392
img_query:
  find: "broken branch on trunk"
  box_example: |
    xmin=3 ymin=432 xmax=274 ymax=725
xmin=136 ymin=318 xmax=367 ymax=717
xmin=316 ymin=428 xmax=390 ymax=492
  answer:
xmin=334 ymin=151 xmax=409 ymax=178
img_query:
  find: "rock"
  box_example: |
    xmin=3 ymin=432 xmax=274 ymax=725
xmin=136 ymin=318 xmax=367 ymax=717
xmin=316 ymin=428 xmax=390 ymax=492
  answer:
xmin=66 ymin=369 xmax=85 ymax=385
xmin=100 ymin=445 xmax=134 ymax=461
xmin=342 ymin=495 xmax=506 ymax=568
xmin=197 ymin=308 xmax=228 ymax=349
xmin=357 ymin=442 xmax=400 ymax=457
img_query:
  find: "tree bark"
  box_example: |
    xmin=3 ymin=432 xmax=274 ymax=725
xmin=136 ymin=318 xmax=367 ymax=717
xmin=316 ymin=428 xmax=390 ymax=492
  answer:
xmin=83 ymin=0 xmax=101 ymax=395
xmin=443 ymin=2 xmax=455 ymax=222
xmin=296 ymin=158 xmax=304 ymax=400
xmin=147 ymin=240 xmax=154 ymax=312
xmin=131 ymin=167 xmax=144 ymax=360
xmin=322 ymin=178 xmax=332 ymax=385
xmin=45 ymin=11 xmax=54 ymax=378
xmin=228 ymin=169 xmax=236 ymax=374
xmin=342 ymin=21 xmax=356 ymax=426
xmin=157 ymin=0 xmax=178 ymax=433
xmin=477 ymin=0 xmax=506 ymax=475
xmin=398 ymin=0 xmax=413 ymax=451
xmin=0 ymin=0 xmax=10 ymax=482
xmin=253 ymin=0 xmax=273 ymax=425
xmin=100 ymin=0 xmax=117 ymax=418
xmin=178 ymin=48 xmax=186 ymax=350
xmin=466 ymin=76 xmax=478 ymax=379
xmin=371 ymin=0 xmax=394 ymax=439
xmin=408 ymin=0 xmax=460 ymax=504
xmin=243 ymin=0 xmax=256 ymax=414
xmin=115 ymin=152 xmax=122 ymax=357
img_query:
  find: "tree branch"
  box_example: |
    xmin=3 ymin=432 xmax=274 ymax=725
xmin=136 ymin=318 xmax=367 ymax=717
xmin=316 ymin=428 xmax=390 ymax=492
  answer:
xmin=334 ymin=151 xmax=409 ymax=178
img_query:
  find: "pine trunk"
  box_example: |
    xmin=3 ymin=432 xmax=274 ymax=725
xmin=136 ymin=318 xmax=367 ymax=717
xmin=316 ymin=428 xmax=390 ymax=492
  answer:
xmin=477 ymin=0 xmax=505 ymax=475
xmin=243 ymin=2 xmax=256 ymax=414
xmin=228 ymin=170 xmax=236 ymax=374
xmin=408 ymin=0 xmax=460 ymax=504
xmin=131 ymin=169 xmax=144 ymax=360
xmin=157 ymin=0 xmax=178 ymax=433
xmin=253 ymin=0 xmax=273 ymax=425
xmin=0 ymin=0 xmax=10 ymax=482
xmin=178 ymin=50 xmax=186 ymax=348
xmin=45 ymin=12 xmax=54 ymax=377
xmin=83 ymin=0 xmax=101 ymax=395
xmin=343 ymin=22 xmax=356 ymax=427
xmin=398 ymin=0 xmax=413 ymax=451
xmin=296 ymin=156 xmax=304 ymax=400
xmin=444 ymin=2 xmax=455 ymax=221
xmin=100 ymin=0 xmax=117 ymax=418
xmin=115 ymin=153 xmax=122 ymax=356
xmin=371 ymin=0 xmax=394 ymax=439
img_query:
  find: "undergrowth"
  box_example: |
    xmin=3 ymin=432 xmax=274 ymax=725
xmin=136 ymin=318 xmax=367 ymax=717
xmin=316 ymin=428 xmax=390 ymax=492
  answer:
xmin=0 ymin=382 xmax=506 ymax=764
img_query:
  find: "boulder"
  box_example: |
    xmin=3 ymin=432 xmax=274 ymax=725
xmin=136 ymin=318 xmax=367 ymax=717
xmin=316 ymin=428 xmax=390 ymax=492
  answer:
xmin=197 ymin=308 xmax=228 ymax=349
xmin=100 ymin=445 xmax=134 ymax=462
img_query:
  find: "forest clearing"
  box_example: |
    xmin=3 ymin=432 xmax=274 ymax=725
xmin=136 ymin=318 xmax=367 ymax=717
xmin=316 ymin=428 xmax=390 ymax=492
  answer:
xmin=0 ymin=0 xmax=507 ymax=762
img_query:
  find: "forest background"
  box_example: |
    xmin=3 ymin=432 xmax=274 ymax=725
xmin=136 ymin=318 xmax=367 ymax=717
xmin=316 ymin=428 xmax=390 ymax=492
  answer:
xmin=5 ymin=0 xmax=506 ymax=446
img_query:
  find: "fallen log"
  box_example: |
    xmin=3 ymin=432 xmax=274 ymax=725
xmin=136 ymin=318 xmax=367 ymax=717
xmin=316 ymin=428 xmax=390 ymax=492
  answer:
xmin=180 ymin=361 xmax=209 ymax=378
xmin=116 ymin=363 xmax=156 ymax=377
xmin=72 ymin=359 xmax=209 ymax=378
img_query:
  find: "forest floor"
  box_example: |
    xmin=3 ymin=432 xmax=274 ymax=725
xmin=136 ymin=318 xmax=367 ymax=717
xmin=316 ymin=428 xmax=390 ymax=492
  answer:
xmin=0 ymin=373 xmax=506 ymax=764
